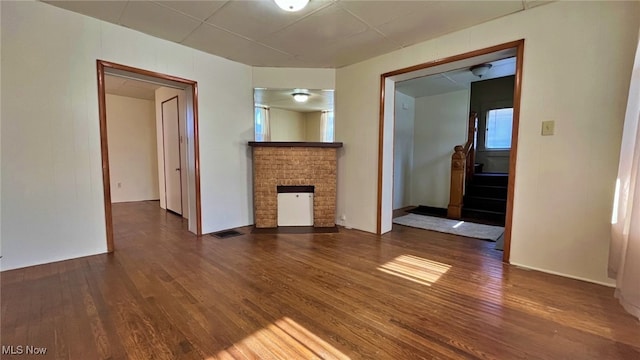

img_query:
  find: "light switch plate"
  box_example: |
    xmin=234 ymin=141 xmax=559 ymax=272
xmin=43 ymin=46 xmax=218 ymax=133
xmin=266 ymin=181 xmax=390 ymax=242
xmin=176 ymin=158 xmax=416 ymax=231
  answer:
xmin=542 ymin=120 xmax=555 ymax=136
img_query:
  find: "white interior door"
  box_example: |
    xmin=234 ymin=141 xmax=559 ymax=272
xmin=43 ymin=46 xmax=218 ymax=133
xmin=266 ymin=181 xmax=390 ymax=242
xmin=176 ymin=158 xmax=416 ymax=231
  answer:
xmin=162 ymin=97 xmax=182 ymax=215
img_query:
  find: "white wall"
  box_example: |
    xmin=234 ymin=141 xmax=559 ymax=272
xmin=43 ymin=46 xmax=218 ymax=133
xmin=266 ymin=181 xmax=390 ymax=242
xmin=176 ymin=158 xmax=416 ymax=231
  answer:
xmin=393 ymin=91 xmax=415 ymax=210
xmin=155 ymin=87 xmax=188 ymax=216
xmin=106 ymin=94 xmax=159 ymax=203
xmin=335 ymin=1 xmax=639 ymax=284
xmin=305 ymin=112 xmax=322 ymax=142
xmin=270 ymin=108 xmax=306 ymax=141
xmin=0 ymin=1 xmax=253 ymax=271
xmin=411 ymin=90 xmax=469 ymax=208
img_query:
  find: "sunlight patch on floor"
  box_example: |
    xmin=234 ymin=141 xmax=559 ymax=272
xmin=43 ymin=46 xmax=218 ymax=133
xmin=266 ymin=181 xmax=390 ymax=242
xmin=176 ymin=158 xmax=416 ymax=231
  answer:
xmin=378 ymin=254 xmax=451 ymax=286
xmin=208 ymin=317 xmax=350 ymax=360
xmin=452 ymin=221 xmax=465 ymax=228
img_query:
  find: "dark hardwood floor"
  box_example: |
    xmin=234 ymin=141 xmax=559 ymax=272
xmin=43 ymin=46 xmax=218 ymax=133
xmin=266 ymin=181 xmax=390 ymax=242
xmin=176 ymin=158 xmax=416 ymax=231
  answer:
xmin=2 ymin=201 xmax=639 ymax=359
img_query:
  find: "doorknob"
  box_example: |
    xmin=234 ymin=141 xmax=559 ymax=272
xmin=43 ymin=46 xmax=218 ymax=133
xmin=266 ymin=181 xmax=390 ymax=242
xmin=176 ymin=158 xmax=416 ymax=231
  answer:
xmin=175 ymin=168 xmax=181 ymax=171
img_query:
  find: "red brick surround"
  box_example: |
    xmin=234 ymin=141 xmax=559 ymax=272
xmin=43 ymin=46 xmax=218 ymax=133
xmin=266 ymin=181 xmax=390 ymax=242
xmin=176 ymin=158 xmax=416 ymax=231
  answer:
xmin=250 ymin=143 xmax=341 ymax=228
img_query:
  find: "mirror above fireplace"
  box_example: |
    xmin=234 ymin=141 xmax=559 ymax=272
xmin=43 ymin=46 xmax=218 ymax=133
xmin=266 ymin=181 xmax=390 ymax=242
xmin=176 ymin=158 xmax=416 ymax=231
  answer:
xmin=253 ymin=88 xmax=334 ymax=142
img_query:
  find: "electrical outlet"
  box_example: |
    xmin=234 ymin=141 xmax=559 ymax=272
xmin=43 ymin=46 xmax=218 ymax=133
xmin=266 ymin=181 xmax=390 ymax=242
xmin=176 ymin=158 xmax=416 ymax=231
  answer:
xmin=541 ymin=120 xmax=555 ymax=136
xmin=341 ymin=214 xmax=346 ymax=221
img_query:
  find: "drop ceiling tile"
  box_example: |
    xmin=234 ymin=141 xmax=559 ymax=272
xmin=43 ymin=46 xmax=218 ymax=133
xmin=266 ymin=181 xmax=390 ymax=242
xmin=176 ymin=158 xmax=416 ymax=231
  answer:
xmin=104 ymin=75 xmax=127 ymax=93
xmin=183 ymin=23 xmax=295 ymax=67
xmin=119 ymin=1 xmax=202 ymax=43
xmin=524 ymin=0 xmax=554 ymax=9
xmin=206 ymin=0 xmax=333 ymax=41
xmin=261 ymin=4 xmax=369 ymax=55
xmin=43 ymin=1 xmax=128 ymax=23
xmin=154 ymin=0 xmax=228 ymax=20
xmin=338 ymin=0 xmax=430 ymax=27
xmin=376 ymin=1 xmax=524 ymax=47
xmin=300 ymin=29 xmax=400 ymax=68
xmin=105 ymin=75 xmax=161 ymax=100
xmin=397 ymin=73 xmax=466 ymax=98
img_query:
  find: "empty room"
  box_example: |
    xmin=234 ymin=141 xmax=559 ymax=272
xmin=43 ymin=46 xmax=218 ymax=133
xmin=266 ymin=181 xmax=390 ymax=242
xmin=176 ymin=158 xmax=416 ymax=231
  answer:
xmin=2 ymin=1 xmax=639 ymax=359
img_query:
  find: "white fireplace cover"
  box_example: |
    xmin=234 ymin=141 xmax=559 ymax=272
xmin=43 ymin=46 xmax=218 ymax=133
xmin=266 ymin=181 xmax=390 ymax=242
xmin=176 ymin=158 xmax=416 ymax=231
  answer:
xmin=277 ymin=193 xmax=313 ymax=226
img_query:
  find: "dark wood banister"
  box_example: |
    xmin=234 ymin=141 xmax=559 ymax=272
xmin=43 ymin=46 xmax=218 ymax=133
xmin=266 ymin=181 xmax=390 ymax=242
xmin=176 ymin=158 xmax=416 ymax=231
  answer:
xmin=448 ymin=111 xmax=478 ymax=219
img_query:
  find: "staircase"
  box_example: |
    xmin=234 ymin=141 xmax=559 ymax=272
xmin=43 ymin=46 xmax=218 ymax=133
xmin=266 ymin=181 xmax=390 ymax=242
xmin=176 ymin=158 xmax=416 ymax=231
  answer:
xmin=462 ymin=172 xmax=507 ymax=226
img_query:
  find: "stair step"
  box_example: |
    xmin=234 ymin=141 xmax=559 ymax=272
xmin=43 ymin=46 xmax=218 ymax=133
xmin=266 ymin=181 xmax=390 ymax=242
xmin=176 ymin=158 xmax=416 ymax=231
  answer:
xmin=462 ymin=208 xmax=505 ymax=226
xmin=472 ymin=173 xmax=509 ymax=186
xmin=464 ymin=196 xmax=507 ymax=213
xmin=466 ymin=184 xmax=507 ymax=199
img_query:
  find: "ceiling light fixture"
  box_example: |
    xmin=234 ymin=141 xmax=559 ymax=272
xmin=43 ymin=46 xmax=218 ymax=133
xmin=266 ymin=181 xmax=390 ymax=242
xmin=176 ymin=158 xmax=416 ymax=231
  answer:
xmin=292 ymin=90 xmax=310 ymax=103
xmin=470 ymin=63 xmax=492 ymax=78
xmin=274 ymin=0 xmax=309 ymax=12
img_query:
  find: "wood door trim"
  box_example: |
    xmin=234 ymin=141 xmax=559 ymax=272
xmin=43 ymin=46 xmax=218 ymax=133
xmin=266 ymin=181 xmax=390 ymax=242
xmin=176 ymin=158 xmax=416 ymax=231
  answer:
xmin=97 ymin=60 xmax=203 ymax=253
xmin=161 ymin=96 xmax=183 ymax=215
xmin=502 ymin=42 xmax=525 ymax=261
xmin=376 ymin=39 xmax=524 ymax=263
xmin=192 ymin=84 xmax=202 ymax=236
xmin=96 ymin=61 xmax=113 ymax=251
xmin=376 ymin=75 xmax=386 ymax=235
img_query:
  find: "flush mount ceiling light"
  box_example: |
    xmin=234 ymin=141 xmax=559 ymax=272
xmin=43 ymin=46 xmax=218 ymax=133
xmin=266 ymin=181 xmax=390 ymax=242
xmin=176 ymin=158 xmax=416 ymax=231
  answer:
xmin=274 ymin=0 xmax=309 ymax=12
xmin=470 ymin=63 xmax=492 ymax=78
xmin=292 ymin=90 xmax=310 ymax=103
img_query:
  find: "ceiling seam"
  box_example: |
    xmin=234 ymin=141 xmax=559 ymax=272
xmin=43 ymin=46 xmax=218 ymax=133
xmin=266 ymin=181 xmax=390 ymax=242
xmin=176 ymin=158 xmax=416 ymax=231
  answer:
xmin=187 ymin=21 xmax=295 ymax=58
xmin=116 ymin=0 xmax=130 ymax=24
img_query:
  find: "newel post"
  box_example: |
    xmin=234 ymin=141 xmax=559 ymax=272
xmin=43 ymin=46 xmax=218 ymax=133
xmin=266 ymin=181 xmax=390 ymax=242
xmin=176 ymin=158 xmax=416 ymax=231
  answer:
xmin=448 ymin=145 xmax=465 ymax=219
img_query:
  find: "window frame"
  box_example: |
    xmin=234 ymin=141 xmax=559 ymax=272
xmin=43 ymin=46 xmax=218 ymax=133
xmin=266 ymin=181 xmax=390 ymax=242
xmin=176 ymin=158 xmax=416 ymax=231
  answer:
xmin=483 ymin=106 xmax=514 ymax=151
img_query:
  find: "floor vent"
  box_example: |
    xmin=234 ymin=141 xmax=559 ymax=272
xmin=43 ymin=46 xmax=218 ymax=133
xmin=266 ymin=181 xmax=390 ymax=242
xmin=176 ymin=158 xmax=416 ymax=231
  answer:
xmin=211 ymin=229 xmax=243 ymax=239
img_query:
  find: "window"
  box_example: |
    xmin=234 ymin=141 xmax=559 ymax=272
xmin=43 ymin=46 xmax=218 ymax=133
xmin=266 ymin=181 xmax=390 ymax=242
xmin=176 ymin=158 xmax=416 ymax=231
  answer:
xmin=320 ymin=110 xmax=334 ymax=142
xmin=485 ymin=108 xmax=513 ymax=149
xmin=254 ymin=106 xmax=270 ymax=141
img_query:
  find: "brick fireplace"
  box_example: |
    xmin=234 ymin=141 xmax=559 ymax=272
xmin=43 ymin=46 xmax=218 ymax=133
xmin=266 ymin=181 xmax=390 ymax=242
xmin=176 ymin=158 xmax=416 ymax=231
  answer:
xmin=249 ymin=142 xmax=343 ymax=228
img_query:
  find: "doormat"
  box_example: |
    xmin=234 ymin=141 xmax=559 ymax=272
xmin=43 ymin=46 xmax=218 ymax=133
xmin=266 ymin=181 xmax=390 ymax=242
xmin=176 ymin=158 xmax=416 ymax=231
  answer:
xmin=211 ymin=229 xmax=243 ymax=239
xmin=393 ymin=213 xmax=503 ymax=241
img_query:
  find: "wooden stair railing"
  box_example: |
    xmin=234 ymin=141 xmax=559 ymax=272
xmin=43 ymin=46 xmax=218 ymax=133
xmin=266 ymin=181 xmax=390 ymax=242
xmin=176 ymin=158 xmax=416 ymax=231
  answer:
xmin=447 ymin=111 xmax=478 ymax=219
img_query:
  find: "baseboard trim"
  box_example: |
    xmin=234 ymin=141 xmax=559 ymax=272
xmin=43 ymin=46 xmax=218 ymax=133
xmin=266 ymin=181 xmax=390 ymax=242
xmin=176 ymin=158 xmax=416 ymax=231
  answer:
xmin=510 ymin=262 xmax=615 ymax=288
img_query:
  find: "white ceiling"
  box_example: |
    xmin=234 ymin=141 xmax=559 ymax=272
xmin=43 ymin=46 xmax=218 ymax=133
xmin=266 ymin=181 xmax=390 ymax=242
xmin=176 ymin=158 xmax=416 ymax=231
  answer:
xmin=43 ymin=0 xmax=552 ymax=68
xmin=255 ymin=88 xmax=334 ymax=112
xmin=105 ymin=75 xmax=162 ymax=100
xmin=396 ymin=57 xmax=516 ymax=98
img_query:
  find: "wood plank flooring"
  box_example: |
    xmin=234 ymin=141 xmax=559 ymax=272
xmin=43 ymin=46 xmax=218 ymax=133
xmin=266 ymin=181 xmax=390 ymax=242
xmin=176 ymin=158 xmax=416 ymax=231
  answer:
xmin=2 ymin=200 xmax=639 ymax=359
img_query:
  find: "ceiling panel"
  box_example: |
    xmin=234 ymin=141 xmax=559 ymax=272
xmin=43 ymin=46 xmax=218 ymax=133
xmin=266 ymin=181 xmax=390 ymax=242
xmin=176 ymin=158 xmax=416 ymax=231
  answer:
xmin=43 ymin=1 xmax=552 ymax=68
xmin=155 ymin=0 xmax=228 ymax=21
xmin=206 ymin=0 xmax=333 ymax=41
xmin=43 ymin=1 xmax=128 ymax=23
xmin=377 ymin=1 xmax=524 ymax=47
xmin=119 ymin=1 xmax=202 ymax=43
xmin=183 ymin=23 xmax=295 ymax=66
xmin=261 ymin=4 xmax=369 ymax=55
xmin=525 ymin=0 xmax=554 ymax=9
xmin=396 ymin=57 xmax=516 ymax=98
xmin=396 ymin=74 xmax=467 ymax=98
xmin=300 ymin=29 xmax=400 ymax=68
xmin=105 ymin=75 xmax=162 ymax=100
xmin=338 ymin=0 xmax=429 ymax=27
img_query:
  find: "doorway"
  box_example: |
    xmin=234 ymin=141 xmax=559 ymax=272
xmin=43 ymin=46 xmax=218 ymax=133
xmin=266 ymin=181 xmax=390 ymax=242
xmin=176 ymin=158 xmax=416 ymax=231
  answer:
xmin=377 ymin=40 xmax=524 ymax=262
xmin=97 ymin=60 xmax=202 ymax=252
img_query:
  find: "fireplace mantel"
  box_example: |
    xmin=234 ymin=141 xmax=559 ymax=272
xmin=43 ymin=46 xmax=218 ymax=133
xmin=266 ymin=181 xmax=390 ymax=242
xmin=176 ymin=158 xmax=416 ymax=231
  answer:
xmin=249 ymin=142 xmax=342 ymax=228
xmin=248 ymin=141 xmax=343 ymax=148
